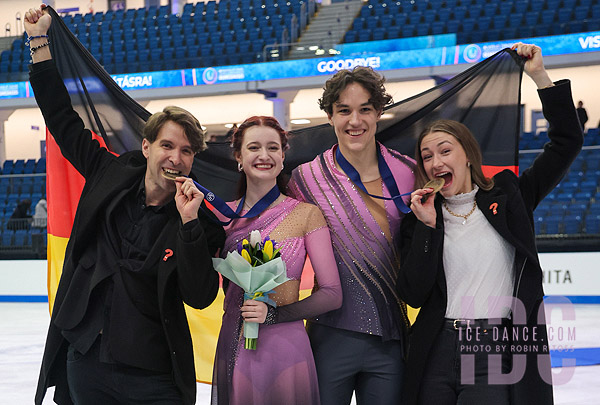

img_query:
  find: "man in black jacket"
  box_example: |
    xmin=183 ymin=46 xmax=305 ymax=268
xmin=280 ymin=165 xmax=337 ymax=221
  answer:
xmin=25 ymin=7 xmax=225 ymax=405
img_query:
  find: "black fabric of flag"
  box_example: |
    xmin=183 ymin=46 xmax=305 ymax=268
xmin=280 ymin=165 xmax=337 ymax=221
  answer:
xmin=45 ymin=6 xmax=524 ymax=202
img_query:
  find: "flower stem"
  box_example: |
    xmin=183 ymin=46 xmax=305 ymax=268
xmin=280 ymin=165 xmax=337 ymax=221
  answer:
xmin=245 ymin=338 xmax=257 ymax=350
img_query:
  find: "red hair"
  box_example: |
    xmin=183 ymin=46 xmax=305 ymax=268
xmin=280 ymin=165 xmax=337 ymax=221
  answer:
xmin=231 ymin=116 xmax=289 ymax=198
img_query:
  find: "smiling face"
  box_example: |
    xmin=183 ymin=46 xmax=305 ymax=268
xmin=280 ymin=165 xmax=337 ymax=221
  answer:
xmin=236 ymin=125 xmax=285 ymax=185
xmin=420 ymin=131 xmax=473 ymax=198
xmin=142 ymin=120 xmax=195 ymax=200
xmin=328 ymin=82 xmax=382 ymax=155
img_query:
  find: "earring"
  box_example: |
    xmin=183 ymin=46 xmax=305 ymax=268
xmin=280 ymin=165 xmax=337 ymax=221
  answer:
xmin=467 ymin=162 xmax=471 ymax=167
xmin=281 ymin=163 xmax=284 ymax=171
xmin=238 ymin=162 xmax=243 ymax=172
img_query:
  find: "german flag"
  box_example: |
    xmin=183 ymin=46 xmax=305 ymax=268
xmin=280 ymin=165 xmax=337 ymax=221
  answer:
xmin=43 ymin=5 xmax=523 ymax=385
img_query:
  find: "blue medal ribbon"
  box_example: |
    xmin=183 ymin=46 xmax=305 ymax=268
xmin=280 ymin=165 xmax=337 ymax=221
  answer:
xmin=244 ymin=290 xmax=277 ymax=307
xmin=335 ymin=145 xmax=412 ymax=214
xmin=188 ymin=178 xmax=280 ymax=225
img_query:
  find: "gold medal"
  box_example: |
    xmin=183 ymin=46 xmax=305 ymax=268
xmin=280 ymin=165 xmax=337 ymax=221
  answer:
xmin=424 ymin=178 xmax=445 ymax=193
xmin=161 ymin=171 xmax=178 ymax=180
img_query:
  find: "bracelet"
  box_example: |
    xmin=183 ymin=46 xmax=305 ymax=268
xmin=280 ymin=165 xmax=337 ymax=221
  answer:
xmin=30 ymin=41 xmax=50 ymax=58
xmin=26 ymin=34 xmax=49 ymax=46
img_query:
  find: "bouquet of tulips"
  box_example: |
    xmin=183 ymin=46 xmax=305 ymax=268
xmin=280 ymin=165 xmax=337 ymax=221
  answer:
xmin=213 ymin=230 xmax=288 ymax=350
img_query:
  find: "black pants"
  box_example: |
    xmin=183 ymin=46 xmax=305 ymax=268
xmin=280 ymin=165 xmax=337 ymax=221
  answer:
xmin=66 ymin=336 xmax=183 ymax=405
xmin=307 ymin=322 xmax=404 ymax=405
xmin=418 ymin=319 xmax=512 ymax=405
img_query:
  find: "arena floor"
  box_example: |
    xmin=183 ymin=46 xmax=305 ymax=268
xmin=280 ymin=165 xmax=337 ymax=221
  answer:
xmin=1 ymin=302 xmax=599 ymax=404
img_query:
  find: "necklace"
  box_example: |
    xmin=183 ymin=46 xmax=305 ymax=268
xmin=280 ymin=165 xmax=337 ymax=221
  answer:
xmin=443 ymin=200 xmax=477 ymax=225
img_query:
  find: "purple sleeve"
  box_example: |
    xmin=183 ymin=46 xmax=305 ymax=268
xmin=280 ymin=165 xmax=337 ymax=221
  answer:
xmin=275 ymin=227 xmax=342 ymax=323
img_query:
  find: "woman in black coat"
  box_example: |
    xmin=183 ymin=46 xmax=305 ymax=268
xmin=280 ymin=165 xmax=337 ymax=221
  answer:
xmin=397 ymin=43 xmax=583 ymax=405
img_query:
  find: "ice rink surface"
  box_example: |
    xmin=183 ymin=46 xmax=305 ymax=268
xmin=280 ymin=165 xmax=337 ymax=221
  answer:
xmin=1 ymin=302 xmax=599 ymax=404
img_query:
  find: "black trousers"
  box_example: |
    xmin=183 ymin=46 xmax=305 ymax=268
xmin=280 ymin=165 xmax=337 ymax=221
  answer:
xmin=307 ymin=322 xmax=404 ymax=405
xmin=418 ymin=319 xmax=512 ymax=405
xmin=66 ymin=336 xmax=183 ymax=405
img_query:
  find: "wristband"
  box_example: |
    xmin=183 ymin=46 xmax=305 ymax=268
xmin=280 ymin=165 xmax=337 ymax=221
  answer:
xmin=26 ymin=34 xmax=49 ymax=46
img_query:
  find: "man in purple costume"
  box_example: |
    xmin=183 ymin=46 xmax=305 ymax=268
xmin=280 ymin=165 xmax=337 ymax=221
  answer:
xmin=288 ymin=67 xmax=415 ymax=404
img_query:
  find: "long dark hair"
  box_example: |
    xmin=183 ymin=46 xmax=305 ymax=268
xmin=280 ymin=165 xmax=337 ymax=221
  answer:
xmin=231 ymin=116 xmax=289 ymax=198
xmin=414 ymin=119 xmax=494 ymax=191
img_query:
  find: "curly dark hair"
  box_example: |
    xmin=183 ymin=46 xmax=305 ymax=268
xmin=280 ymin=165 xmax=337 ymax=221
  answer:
xmin=318 ymin=66 xmax=392 ymax=115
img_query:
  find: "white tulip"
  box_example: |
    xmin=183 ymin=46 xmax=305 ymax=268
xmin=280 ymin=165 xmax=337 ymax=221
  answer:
xmin=249 ymin=230 xmax=261 ymax=248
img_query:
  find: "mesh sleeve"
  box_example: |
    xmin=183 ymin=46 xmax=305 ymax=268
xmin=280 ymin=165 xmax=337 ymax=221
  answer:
xmin=304 ymin=204 xmax=327 ymax=234
xmin=275 ymin=226 xmax=342 ymax=323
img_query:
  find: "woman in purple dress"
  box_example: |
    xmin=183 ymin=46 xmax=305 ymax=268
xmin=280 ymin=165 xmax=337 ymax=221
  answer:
xmin=211 ymin=116 xmax=342 ymax=405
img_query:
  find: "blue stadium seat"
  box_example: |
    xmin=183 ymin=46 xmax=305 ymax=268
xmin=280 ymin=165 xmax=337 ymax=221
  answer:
xmin=574 ymin=191 xmax=593 ymax=202
xmin=23 ymin=159 xmax=35 ymax=174
xmin=402 ymin=25 xmax=416 ymax=38
xmin=387 ymin=26 xmax=401 ymax=39
xmin=396 ymin=13 xmax=408 ymax=26
xmin=544 ymin=215 xmax=563 ymax=234
xmin=584 ymin=217 xmax=600 ymax=234
xmin=447 ymin=20 xmax=460 ymax=33
xmin=579 ymin=180 xmax=597 ymax=192
xmin=1 ymin=230 xmax=14 ymax=246
xmin=468 ymin=4 xmax=483 ymax=18
xmin=567 ymin=203 xmax=588 ymax=217
xmin=34 ymin=159 xmax=46 ymax=174
xmin=14 ymin=230 xmax=29 ymax=246
xmin=13 ymin=160 xmax=25 ymax=174
xmin=19 ymin=184 xmax=33 ymax=196
xmin=560 ymin=180 xmax=580 ymax=192
xmin=432 ymin=21 xmax=446 ymax=35
xmin=423 ymin=10 xmax=437 ymax=23
xmin=416 ymin=24 xmax=431 ymax=37
xmin=358 ymin=31 xmax=372 ymax=42
xmin=2 ymin=160 xmax=13 ymax=174
xmin=344 ymin=31 xmax=357 ymax=43
xmin=556 ymin=192 xmax=574 ymax=202
xmin=563 ymin=215 xmax=582 ymax=234
xmin=557 ymin=9 xmax=572 ymax=23
xmin=492 ymin=15 xmax=508 ymax=30
xmin=546 ymin=0 xmax=561 ymax=11
xmin=540 ymin=10 xmax=556 ymax=25
xmin=574 ymin=5 xmax=590 ymax=20
xmin=524 ymin=12 xmax=539 ymax=26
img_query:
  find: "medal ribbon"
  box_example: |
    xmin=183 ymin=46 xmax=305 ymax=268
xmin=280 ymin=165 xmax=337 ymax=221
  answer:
xmin=335 ymin=145 xmax=412 ymax=214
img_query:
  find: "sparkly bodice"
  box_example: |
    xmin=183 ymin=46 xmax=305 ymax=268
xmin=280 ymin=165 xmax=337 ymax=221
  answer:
xmin=222 ymin=197 xmax=325 ymax=281
xmin=288 ymin=144 xmax=416 ymax=340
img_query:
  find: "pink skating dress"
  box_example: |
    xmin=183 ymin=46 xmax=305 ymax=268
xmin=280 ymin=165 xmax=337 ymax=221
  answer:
xmin=211 ymin=196 xmax=341 ymax=405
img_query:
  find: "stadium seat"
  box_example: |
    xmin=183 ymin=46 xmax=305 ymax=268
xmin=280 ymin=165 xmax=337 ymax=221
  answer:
xmin=1 ymin=230 xmax=14 ymax=246
xmin=544 ymin=215 xmax=563 ymax=234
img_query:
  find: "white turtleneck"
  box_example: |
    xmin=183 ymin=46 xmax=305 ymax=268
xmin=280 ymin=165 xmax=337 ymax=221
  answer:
xmin=442 ymin=185 xmax=515 ymax=319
